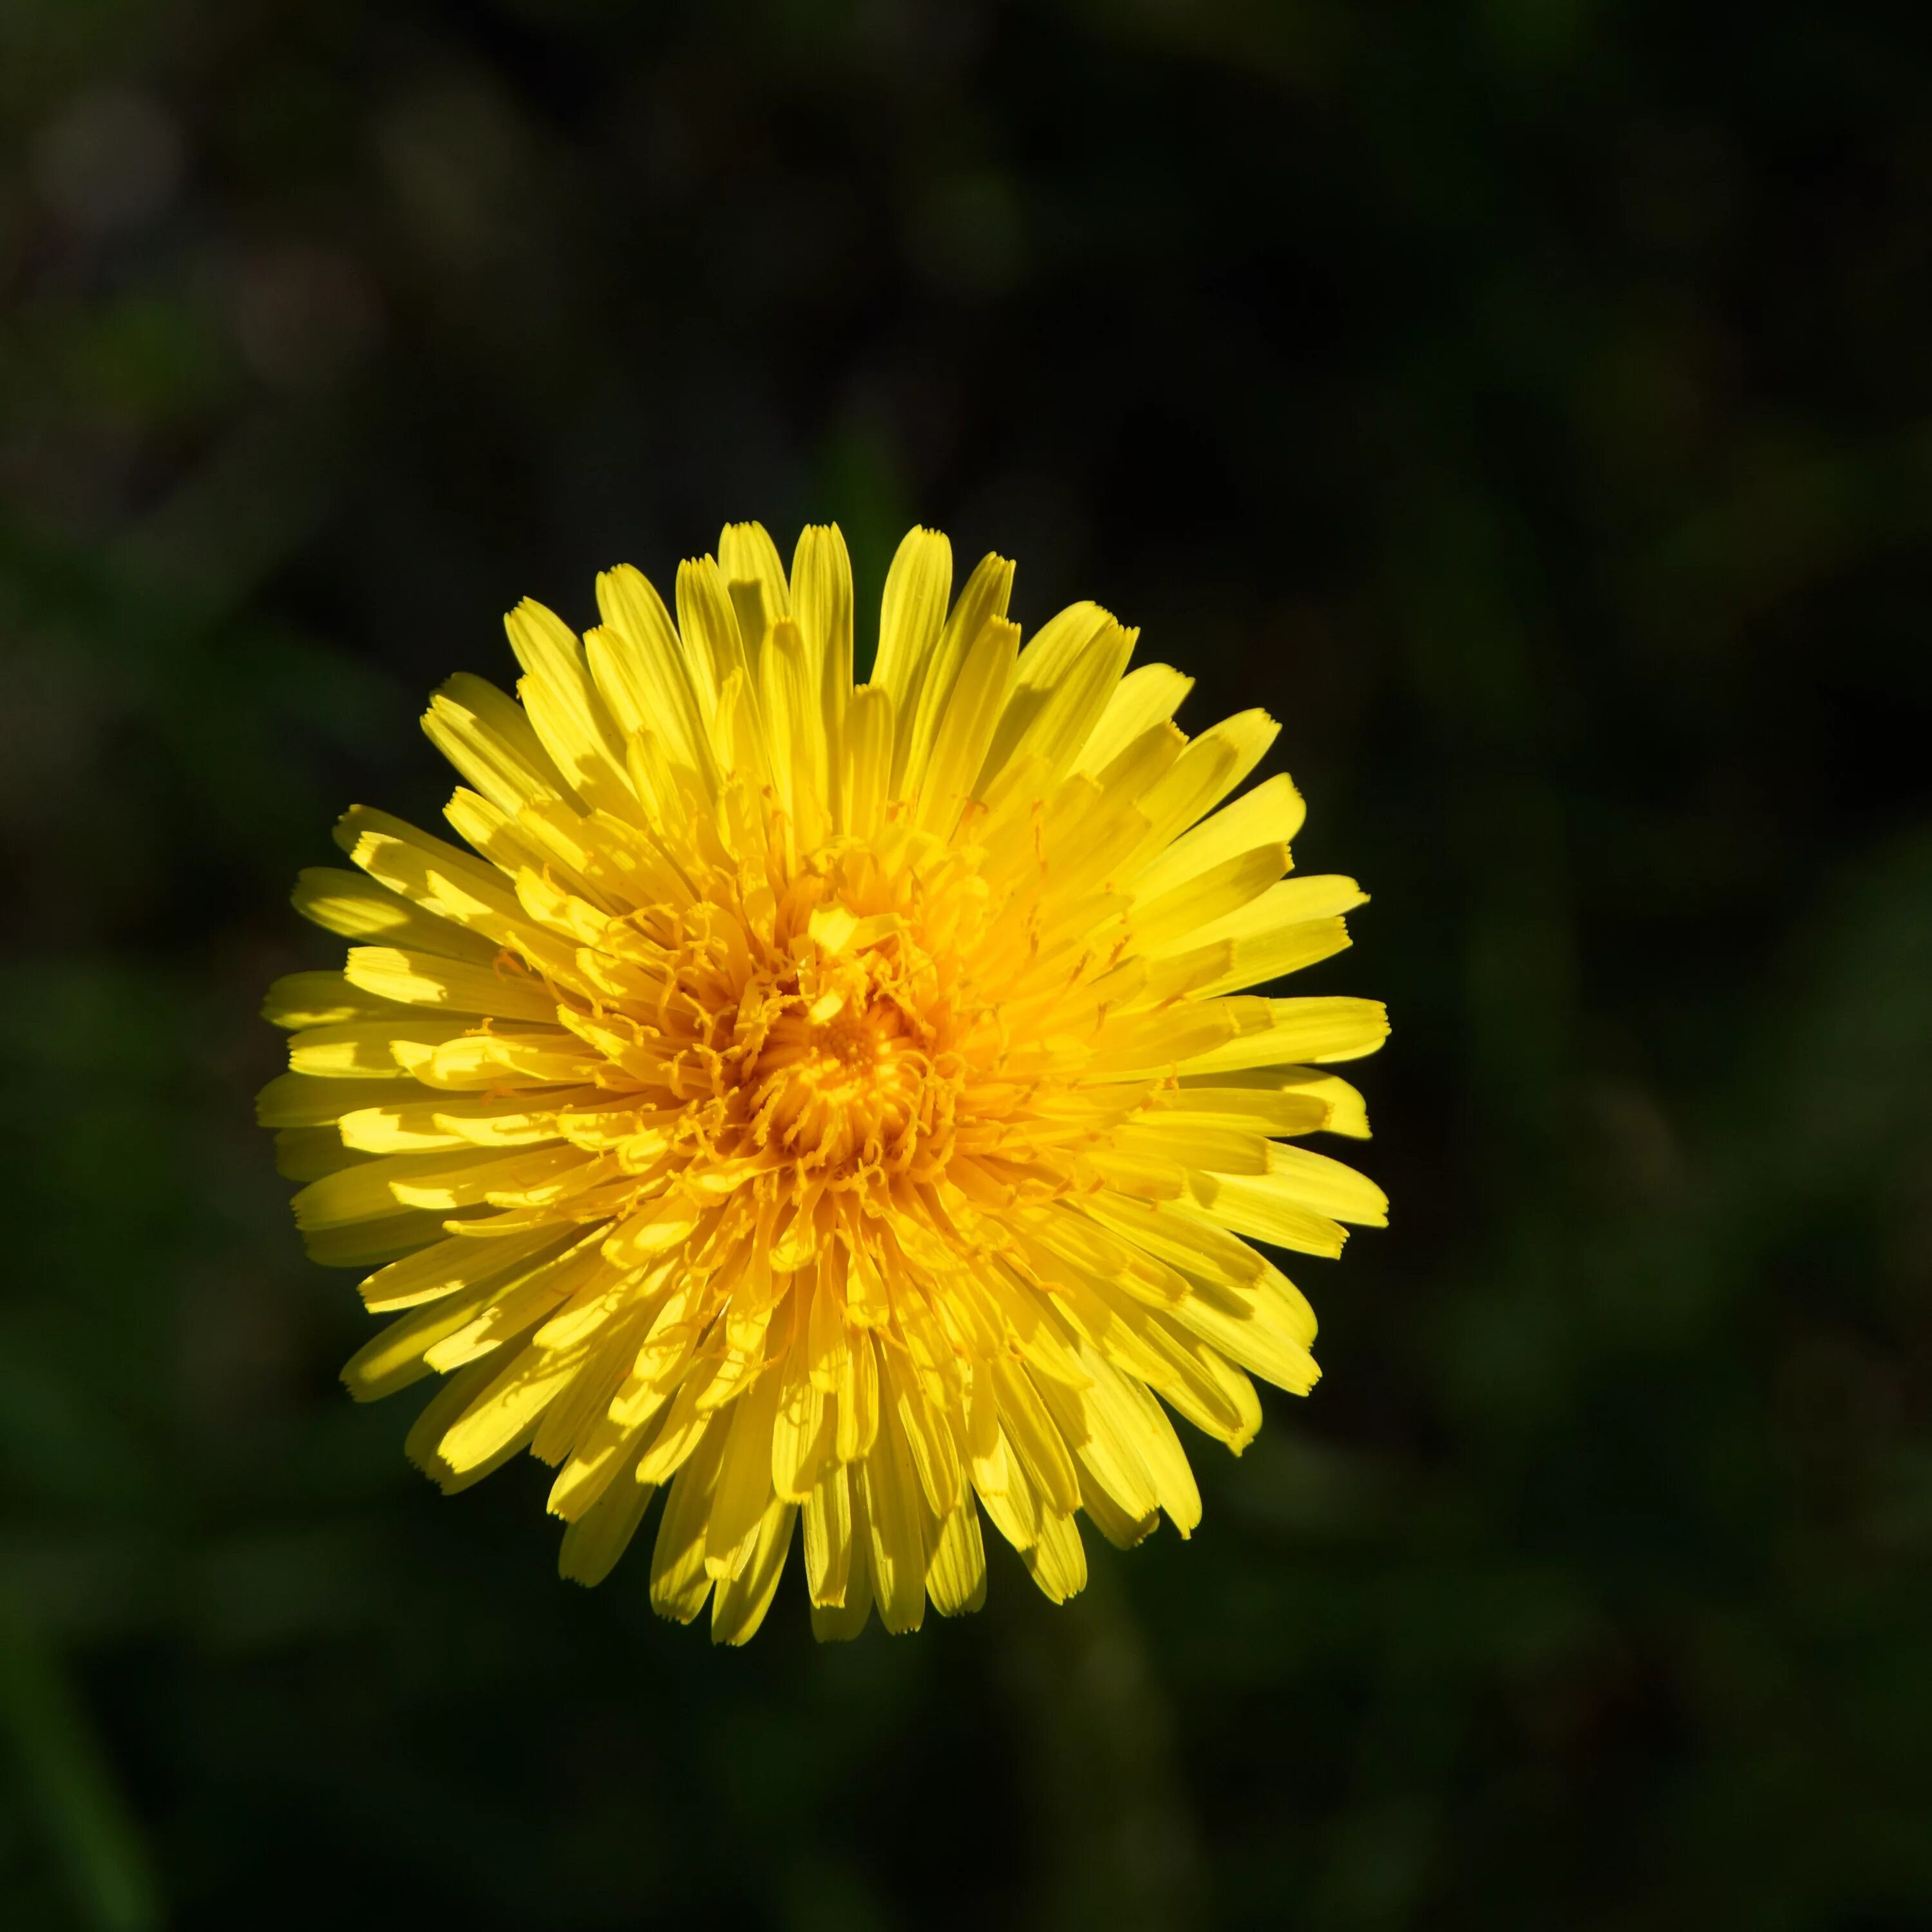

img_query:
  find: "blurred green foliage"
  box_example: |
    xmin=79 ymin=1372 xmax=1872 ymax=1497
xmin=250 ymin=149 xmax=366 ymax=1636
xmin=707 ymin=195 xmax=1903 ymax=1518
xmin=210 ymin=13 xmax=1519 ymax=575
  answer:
xmin=4 ymin=0 xmax=1932 ymax=1926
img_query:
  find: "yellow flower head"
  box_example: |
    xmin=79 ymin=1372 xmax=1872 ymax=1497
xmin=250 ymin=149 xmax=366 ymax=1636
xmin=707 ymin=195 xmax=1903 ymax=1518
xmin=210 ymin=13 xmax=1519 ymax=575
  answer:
xmin=260 ymin=523 xmax=1388 ymax=1643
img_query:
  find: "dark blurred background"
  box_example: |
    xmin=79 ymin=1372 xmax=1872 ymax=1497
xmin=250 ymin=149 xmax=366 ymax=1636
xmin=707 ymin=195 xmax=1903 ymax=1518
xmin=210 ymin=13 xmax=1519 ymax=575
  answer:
xmin=5 ymin=1 xmax=1932 ymax=1926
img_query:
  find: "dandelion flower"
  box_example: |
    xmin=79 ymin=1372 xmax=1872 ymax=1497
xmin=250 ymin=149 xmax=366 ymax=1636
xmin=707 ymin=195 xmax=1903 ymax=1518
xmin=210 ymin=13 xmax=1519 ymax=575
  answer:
xmin=260 ymin=523 xmax=1388 ymax=1642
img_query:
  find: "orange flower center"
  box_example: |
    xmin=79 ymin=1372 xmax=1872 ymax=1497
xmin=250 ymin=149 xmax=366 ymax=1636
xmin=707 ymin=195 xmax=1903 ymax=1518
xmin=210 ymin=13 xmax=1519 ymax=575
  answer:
xmin=744 ymin=990 xmax=922 ymax=1172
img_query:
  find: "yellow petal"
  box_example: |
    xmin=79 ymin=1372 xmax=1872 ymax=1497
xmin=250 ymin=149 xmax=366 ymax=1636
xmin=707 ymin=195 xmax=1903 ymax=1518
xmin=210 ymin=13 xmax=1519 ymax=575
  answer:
xmin=803 ymin=1458 xmax=853 ymax=1608
xmin=261 ymin=972 xmax=406 ymax=1030
xmin=1133 ymin=771 xmax=1306 ymax=904
xmin=342 ymin=946 xmax=562 ymax=1024
xmin=1130 ymin=841 xmax=1288 ymax=954
xmin=591 ymin=564 xmax=714 ymax=782
xmin=422 ymin=672 xmax=567 ymax=815
xmin=871 ymin=527 xmax=956 ymax=744
xmin=1178 ymin=996 xmax=1390 ymax=1074
xmin=862 ymin=1391 xmax=930 ymax=1635
xmin=289 ymin=1018 xmax=471 ymax=1078
xmin=896 ymin=547 xmax=1014 ymax=795
xmin=435 ymin=1334 xmax=585 ymax=1475
xmin=925 ymin=1503 xmax=987 ymax=1616
xmin=912 ymin=614 xmax=1018 ymax=836
xmin=1180 ymin=1175 xmax=1349 ymax=1258
xmin=790 ymin=523 xmax=853 ymax=761
xmin=504 ymin=599 xmax=636 ymax=819
xmin=840 ymin=683 xmax=895 ymax=839
xmin=808 ymin=1466 xmax=875 ymax=1640
xmin=1072 ymin=663 xmax=1194 ymax=775
xmin=981 ymin=611 xmax=1135 ymax=797
xmin=718 ymin=521 xmax=791 ymax=625
xmin=710 ymin=1495 xmax=797 ymax=1645
xmin=1019 ymin=1509 xmax=1087 ymax=1604
xmin=1133 ymin=710 xmax=1278 ymax=857
xmin=341 ymin=1279 xmax=509 ymax=1401
xmin=357 ymin=1224 xmax=569 ymax=1313
xmin=705 ymin=1364 xmax=786 ymax=1581
xmin=675 ymin=554 xmax=751 ymax=725
xmin=1263 ymin=1142 xmax=1388 ymax=1222
xmin=990 ymin=1357 xmax=1081 ymax=1515
xmin=292 ymin=1146 xmax=509 ymax=1229
xmin=558 ymin=1456 xmax=657 ymax=1586
xmin=292 ymin=867 xmax=500 ymax=963
xmin=649 ymin=1415 xmax=729 ymax=1624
